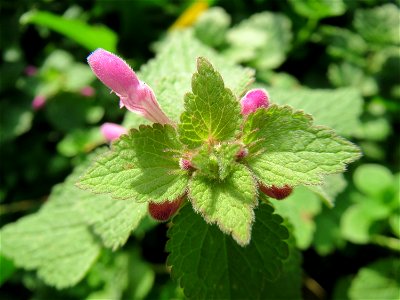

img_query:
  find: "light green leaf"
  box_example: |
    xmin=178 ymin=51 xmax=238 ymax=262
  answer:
xmin=133 ymin=30 xmax=254 ymax=125
xmin=20 ymin=11 xmax=117 ymax=51
xmin=349 ymin=258 xmax=400 ymax=300
xmin=178 ymin=57 xmax=241 ymax=148
xmin=309 ymin=173 xmax=347 ymax=207
xmin=354 ymin=4 xmax=400 ymax=47
xmin=266 ymin=86 xmax=363 ymax=137
xmin=79 ymin=124 xmax=188 ymax=203
xmin=273 ymin=187 xmax=321 ymax=249
xmin=166 ymin=203 xmax=289 ymax=299
xmin=328 ymin=62 xmax=378 ymax=97
xmin=57 ymin=128 xmax=103 ymax=157
xmin=0 ymin=204 xmax=101 ymax=289
xmin=224 ymin=12 xmax=292 ymax=70
xmin=243 ymin=105 xmax=361 ymax=187
xmin=353 ymin=164 xmax=394 ymax=197
xmin=315 ymin=26 xmax=367 ymax=65
xmin=48 ymin=149 xmax=148 ymax=250
xmin=194 ymin=7 xmax=231 ymax=47
xmin=288 ymin=0 xmax=346 ymax=19
xmin=340 ymin=199 xmax=389 ymax=244
xmin=188 ymin=164 xmax=257 ymax=246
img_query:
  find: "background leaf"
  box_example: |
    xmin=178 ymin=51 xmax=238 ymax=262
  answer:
xmin=20 ymin=10 xmax=117 ymax=51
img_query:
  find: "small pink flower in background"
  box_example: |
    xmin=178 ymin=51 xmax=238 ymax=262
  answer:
xmin=80 ymin=86 xmax=95 ymax=97
xmin=100 ymin=122 xmax=128 ymax=142
xmin=32 ymin=95 xmax=46 ymax=110
xmin=240 ymin=88 xmax=270 ymax=115
xmin=87 ymin=49 xmax=172 ymax=125
xmin=24 ymin=65 xmax=37 ymax=77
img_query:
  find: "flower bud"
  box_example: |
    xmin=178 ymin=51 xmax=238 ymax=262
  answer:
xmin=240 ymin=88 xmax=269 ymax=115
xmin=179 ymin=158 xmax=194 ymax=171
xmin=259 ymin=184 xmax=293 ymax=200
xmin=32 ymin=95 xmax=46 ymax=110
xmin=148 ymin=196 xmax=185 ymax=222
xmin=87 ymin=48 xmax=172 ymax=125
xmin=100 ymin=122 xmax=127 ymax=142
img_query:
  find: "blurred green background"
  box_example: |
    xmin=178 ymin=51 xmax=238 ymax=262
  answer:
xmin=0 ymin=0 xmax=399 ymax=299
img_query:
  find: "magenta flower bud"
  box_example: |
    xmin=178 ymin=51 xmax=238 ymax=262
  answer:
xmin=80 ymin=86 xmax=95 ymax=97
xmin=179 ymin=158 xmax=194 ymax=170
xmin=25 ymin=65 xmax=37 ymax=77
xmin=32 ymin=95 xmax=46 ymax=110
xmin=240 ymin=88 xmax=270 ymax=115
xmin=100 ymin=122 xmax=128 ymax=142
xmin=87 ymin=48 xmax=172 ymax=125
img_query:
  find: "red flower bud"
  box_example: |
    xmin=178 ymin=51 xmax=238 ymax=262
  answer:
xmin=259 ymin=184 xmax=293 ymax=200
xmin=148 ymin=196 xmax=185 ymax=221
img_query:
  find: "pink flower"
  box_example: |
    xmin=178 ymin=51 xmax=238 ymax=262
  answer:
xmin=25 ymin=65 xmax=37 ymax=77
xmin=32 ymin=95 xmax=46 ymax=110
xmin=240 ymin=88 xmax=270 ymax=115
xmin=100 ymin=122 xmax=128 ymax=142
xmin=87 ymin=49 xmax=172 ymax=125
xmin=80 ymin=86 xmax=95 ymax=97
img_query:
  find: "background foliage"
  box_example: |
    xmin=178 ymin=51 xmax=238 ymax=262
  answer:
xmin=1 ymin=0 xmax=399 ymax=299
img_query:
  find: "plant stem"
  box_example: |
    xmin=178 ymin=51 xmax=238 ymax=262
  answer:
xmin=370 ymin=235 xmax=400 ymax=252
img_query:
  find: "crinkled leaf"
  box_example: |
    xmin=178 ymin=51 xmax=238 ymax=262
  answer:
xmin=78 ymin=124 xmax=188 ymax=203
xmin=272 ymin=187 xmax=321 ymax=249
xmin=288 ymin=0 xmax=346 ymax=19
xmin=188 ymin=164 xmax=257 ymax=246
xmin=349 ymin=258 xmax=400 ymax=300
xmin=266 ymin=87 xmax=363 ymax=137
xmin=0 ymin=204 xmax=101 ymax=289
xmin=354 ymin=4 xmax=400 ymax=47
xmin=131 ymin=30 xmax=253 ymax=125
xmin=224 ymin=12 xmax=292 ymax=70
xmin=179 ymin=57 xmax=241 ymax=148
xmin=21 ymin=10 xmax=117 ymax=51
xmin=243 ymin=105 xmax=361 ymax=187
xmin=48 ymin=149 xmax=148 ymax=250
xmin=261 ymin=222 xmax=302 ymax=299
xmin=166 ymin=203 xmax=289 ymax=299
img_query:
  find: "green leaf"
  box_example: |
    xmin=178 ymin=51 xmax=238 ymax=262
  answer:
xmin=273 ymin=187 xmax=321 ymax=249
xmin=261 ymin=222 xmax=302 ymax=299
xmin=178 ymin=57 xmax=241 ymax=148
xmin=224 ymin=12 xmax=292 ymax=70
xmin=349 ymin=258 xmax=400 ymax=300
xmin=328 ymin=62 xmax=378 ymax=97
xmin=20 ymin=11 xmax=117 ymax=51
xmin=166 ymin=203 xmax=289 ymax=299
xmin=79 ymin=124 xmax=188 ymax=203
xmin=194 ymin=7 xmax=231 ymax=47
xmin=288 ymin=0 xmax=346 ymax=19
xmin=315 ymin=26 xmax=367 ymax=65
xmin=243 ymin=105 xmax=361 ymax=187
xmin=133 ymin=30 xmax=254 ymax=124
xmin=353 ymin=164 xmax=394 ymax=197
xmin=354 ymin=4 xmax=400 ymax=47
xmin=0 ymin=204 xmax=101 ymax=289
xmin=266 ymin=86 xmax=363 ymax=137
xmin=0 ymin=254 xmax=15 ymax=286
xmin=48 ymin=149 xmax=148 ymax=250
xmin=188 ymin=164 xmax=257 ymax=246
xmin=309 ymin=173 xmax=347 ymax=207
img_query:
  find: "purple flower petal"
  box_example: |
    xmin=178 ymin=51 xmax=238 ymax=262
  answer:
xmin=100 ymin=122 xmax=128 ymax=141
xmin=240 ymin=88 xmax=270 ymax=115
